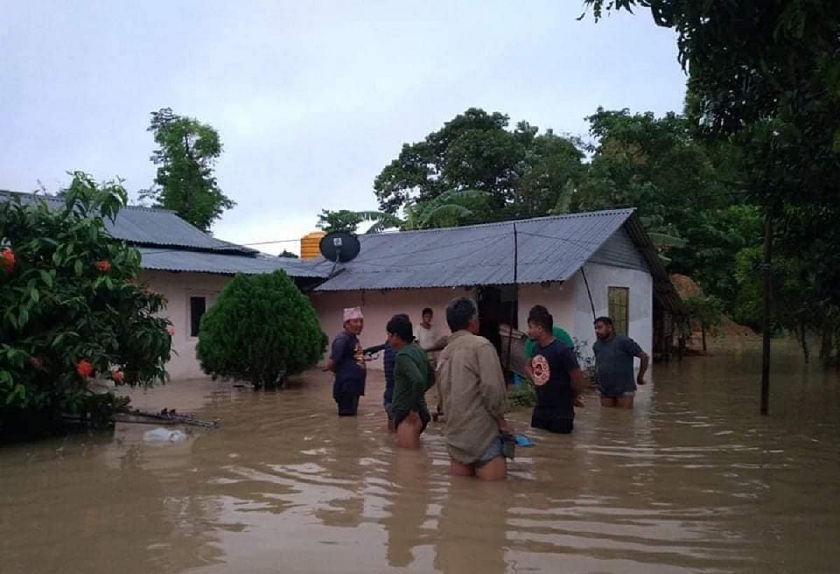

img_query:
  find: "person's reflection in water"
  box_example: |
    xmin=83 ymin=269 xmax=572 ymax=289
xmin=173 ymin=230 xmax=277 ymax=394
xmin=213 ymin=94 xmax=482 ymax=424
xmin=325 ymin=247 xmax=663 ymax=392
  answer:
xmin=312 ymin=418 xmax=365 ymax=529
xmin=433 ymin=478 xmax=511 ymax=574
xmin=382 ymin=448 xmax=434 ymax=568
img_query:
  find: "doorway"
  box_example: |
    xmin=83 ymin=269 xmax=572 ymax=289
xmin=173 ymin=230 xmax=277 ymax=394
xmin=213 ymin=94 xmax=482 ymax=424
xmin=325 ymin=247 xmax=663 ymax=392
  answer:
xmin=476 ymin=285 xmax=518 ymax=358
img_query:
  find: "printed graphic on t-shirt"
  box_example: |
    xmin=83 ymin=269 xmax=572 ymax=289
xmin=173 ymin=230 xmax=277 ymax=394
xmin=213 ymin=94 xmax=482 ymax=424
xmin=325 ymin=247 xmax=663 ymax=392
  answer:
xmin=531 ymin=354 xmax=550 ymax=386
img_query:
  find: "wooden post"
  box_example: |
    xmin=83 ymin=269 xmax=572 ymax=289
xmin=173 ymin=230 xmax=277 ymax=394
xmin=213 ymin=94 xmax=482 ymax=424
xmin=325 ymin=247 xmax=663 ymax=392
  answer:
xmin=760 ymin=214 xmax=773 ymax=416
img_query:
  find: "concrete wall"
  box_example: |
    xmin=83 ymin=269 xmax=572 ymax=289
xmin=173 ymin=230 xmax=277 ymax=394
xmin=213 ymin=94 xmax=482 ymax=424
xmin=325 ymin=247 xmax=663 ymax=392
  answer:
xmin=308 ymin=287 xmax=477 ymax=369
xmin=571 ymin=262 xmax=653 ymax=360
xmin=517 ymin=282 xmax=577 ymax=334
xmin=140 ymin=270 xmax=231 ymax=380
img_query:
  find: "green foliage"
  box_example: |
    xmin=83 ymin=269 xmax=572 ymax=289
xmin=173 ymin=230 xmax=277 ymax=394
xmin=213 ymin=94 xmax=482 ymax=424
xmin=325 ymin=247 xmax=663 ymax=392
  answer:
xmin=141 ymin=108 xmax=235 ymax=232
xmin=682 ymin=294 xmax=724 ymax=334
xmin=403 ymin=189 xmax=494 ymax=229
xmin=507 ymin=378 xmax=536 ymax=408
xmin=373 ymin=108 xmax=585 ymax=219
xmin=0 ymin=173 xmax=172 ymax=427
xmin=584 ymin=0 xmax=840 ymax=362
xmin=196 ymin=271 xmax=327 ymax=389
xmin=316 ymin=209 xmax=401 ymax=234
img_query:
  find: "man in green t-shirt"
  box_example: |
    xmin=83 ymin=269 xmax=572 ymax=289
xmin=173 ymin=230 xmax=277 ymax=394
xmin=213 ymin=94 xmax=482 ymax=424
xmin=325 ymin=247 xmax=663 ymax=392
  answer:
xmin=386 ymin=314 xmax=435 ymax=448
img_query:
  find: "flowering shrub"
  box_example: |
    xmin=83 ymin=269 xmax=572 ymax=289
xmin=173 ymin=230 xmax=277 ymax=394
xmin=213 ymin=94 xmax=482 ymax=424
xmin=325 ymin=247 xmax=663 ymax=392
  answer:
xmin=196 ymin=270 xmax=327 ymax=389
xmin=0 ymin=172 xmax=172 ymax=431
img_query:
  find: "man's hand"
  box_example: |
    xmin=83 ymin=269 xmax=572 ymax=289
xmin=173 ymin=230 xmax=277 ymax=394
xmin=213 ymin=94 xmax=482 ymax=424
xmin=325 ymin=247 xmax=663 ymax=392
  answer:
xmin=636 ymin=374 xmax=646 ymax=386
xmin=498 ymin=417 xmax=514 ymax=435
xmin=574 ymin=396 xmax=585 ymax=408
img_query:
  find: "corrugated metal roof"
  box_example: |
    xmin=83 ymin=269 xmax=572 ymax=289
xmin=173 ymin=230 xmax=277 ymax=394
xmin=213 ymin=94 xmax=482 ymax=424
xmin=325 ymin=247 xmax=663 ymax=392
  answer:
xmin=0 ymin=191 xmax=255 ymax=254
xmin=314 ymin=209 xmax=636 ymax=291
xmin=138 ymin=248 xmax=329 ymax=277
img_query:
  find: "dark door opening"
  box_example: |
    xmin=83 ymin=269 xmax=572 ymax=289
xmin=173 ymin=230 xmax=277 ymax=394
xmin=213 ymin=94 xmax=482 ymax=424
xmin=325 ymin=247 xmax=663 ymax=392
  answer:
xmin=476 ymin=285 xmax=518 ymax=359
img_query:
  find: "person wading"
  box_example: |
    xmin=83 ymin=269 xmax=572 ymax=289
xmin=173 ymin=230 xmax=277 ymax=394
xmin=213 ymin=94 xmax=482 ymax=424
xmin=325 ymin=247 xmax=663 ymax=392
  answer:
xmin=526 ymin=305 xmax=586 ymax=434
xmin=416 ymin=307 xmax=445 ymax=421
xmin=592 ymin=316 xmax=649 ymax=409
xmin=326 ymin=307 xmax=367 ymax=416
xmin=387 ymin=314 xmax=434 ymax=449
xmin=436 ymin=297 xmax=512 ymax=481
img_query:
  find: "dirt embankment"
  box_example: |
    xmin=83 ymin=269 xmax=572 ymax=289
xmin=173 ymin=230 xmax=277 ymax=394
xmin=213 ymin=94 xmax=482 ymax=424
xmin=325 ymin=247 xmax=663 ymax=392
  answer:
xmin=671 ymin=274 xmax=755 ymax=338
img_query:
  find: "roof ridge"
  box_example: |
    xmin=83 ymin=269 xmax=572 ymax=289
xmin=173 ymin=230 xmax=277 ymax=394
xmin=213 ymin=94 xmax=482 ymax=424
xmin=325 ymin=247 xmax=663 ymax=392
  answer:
xmin=364 ymin=207 xmax=637 ymax=239
xmin=0 ymin=189 xmax=177 ymax=214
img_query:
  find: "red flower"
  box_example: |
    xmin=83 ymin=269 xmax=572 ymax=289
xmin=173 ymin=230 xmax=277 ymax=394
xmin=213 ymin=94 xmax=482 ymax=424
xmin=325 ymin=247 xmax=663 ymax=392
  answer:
xmin=95 ymin=260 xmax=111 ymax=273
xmin=29 ymin=356 xmax=42 ymax=370
xmin=111 ymin=370 xmax=125 ymax=385
xmin=76 ymin=360 xmax=94 ymax=378
xmin=1 ymin=248 xmax=15 ymax=272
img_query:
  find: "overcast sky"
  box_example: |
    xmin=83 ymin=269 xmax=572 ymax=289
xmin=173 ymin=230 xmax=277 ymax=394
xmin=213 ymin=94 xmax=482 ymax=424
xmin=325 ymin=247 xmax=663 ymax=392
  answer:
xmin=1 ymin=1 xmax=686 ymax=255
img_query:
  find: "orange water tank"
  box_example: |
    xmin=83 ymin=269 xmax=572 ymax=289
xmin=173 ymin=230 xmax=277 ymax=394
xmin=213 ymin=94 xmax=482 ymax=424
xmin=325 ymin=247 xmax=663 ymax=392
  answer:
xmin=300 ymin=231 xmax=327 ymax=259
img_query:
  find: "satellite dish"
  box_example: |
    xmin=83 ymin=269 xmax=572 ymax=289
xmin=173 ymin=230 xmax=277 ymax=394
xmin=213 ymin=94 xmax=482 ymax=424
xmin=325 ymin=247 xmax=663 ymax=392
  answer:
xmin=319 ymin=232 xmax=361 ymax=263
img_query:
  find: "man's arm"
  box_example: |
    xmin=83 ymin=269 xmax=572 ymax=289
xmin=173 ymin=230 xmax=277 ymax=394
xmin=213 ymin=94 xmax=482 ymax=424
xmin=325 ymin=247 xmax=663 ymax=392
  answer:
xmin=325 ymin=336 xmax=345 ymax=373
xmin=636 ymin=350 xmax=650 ymax=385
xmin=626 ymin=338 xmax=649 ymax=384
xmin=476 ymin=343 xmax=508 ymax=418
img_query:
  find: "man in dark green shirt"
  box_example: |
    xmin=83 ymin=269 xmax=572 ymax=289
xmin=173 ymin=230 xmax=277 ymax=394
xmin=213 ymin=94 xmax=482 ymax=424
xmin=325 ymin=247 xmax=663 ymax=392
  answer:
xmin=386 ymin=314 xmax=434 ymax=448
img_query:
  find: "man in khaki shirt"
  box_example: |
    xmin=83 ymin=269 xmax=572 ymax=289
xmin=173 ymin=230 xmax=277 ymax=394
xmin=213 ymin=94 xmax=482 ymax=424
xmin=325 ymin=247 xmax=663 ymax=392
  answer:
xmin=436 ymin=297 xmax=512 ymax=480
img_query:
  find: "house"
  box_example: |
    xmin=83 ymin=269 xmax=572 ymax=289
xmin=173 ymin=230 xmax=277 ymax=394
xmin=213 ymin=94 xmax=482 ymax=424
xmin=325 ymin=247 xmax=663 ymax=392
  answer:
xmin=3 ymin=188 xmax=684 ymax=380
xmin=307 ymin=209 xmax=685 ymax=367
xmin=1 ymin=191 xmax=328 ymax=380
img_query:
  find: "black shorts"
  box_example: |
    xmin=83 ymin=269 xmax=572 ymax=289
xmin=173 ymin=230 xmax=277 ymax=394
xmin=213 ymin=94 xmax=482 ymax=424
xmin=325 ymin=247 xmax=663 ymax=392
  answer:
xmin=531 ymin=408 xmax=574 ymax=434
xmin=392 ymin=408 xmax=431 ymax=434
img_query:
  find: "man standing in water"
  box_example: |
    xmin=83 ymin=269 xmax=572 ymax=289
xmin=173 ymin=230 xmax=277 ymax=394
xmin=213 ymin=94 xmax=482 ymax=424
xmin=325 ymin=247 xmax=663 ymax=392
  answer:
xmin=527 ymin=306 xmax=586 ymax=433
xmin=436 ymin=297 xmax=512 ymax=480
xmin=327 ymin=307 xmax=367 ymax=416
xmin=387 ymin=314 xmax=434 ymax=448
xmin=593 ymin=316 xmax=649 ymax=409
xmin=416 ymin=307 xmax=445 ymax=420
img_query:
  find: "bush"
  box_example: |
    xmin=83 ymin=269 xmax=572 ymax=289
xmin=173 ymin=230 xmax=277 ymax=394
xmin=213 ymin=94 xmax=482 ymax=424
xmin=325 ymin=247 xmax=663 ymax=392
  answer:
xmin=0 ymin=173 xmax=173 ymax=432
xmin=507 ymin=377 xmax=537 ymax=408
xmin=196 ymin=270 xmax=327 ymax=389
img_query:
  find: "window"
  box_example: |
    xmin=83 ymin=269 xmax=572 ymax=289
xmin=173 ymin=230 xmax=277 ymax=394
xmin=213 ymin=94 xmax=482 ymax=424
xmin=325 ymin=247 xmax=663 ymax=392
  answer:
xmin=189 ymin=296 xmax=207 ymax=337
xmin=608 ymin=287 xmax=629 ymax=337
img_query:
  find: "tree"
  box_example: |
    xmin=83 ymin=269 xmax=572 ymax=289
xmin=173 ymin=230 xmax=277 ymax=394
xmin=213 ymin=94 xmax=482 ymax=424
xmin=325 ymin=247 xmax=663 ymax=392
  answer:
xmin=0 ymin=173 xmax=173 ymax=433
xmin=316 ymin=209 xmax=402 ymax=234
xmin=584 ymin=1 xmax=840 ymax=368
xmin=141 ymin=108 xmax=235 ymax=232
xmin=683 ymin=294 xmax=724 ymax=354
xmin=196 ymin=271 xmax=327 ymax=389
xmin=373 ymin=108 xmax=585 ymax=219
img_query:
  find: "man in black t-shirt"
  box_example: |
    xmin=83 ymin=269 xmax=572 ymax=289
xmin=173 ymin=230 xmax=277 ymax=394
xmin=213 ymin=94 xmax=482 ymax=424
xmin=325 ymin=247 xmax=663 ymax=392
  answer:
xmin=526 ymin=306 xmax=586 ymax=434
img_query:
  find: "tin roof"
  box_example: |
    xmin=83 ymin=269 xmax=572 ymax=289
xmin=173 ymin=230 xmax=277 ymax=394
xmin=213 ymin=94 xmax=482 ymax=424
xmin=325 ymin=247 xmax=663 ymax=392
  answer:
xmin=312 ymin=208 xmax=685 ymax=315
xmin=0 ymin=191 xmax=254 ymax=255
xmin=314 ymin=209 xmax=635 ymax=290
xmin=137 ymin=247 xmax=329 ymax=277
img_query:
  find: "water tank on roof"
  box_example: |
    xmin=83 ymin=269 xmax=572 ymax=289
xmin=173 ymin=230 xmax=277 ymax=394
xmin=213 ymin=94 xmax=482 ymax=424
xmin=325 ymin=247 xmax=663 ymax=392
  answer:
xmin=300 ymin=231 xmax=326 ymax=259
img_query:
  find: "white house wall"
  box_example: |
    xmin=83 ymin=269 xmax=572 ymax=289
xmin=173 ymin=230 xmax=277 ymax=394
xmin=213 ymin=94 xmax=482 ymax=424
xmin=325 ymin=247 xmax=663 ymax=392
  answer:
xmin=571 ymin=263 xmax=653 ymax=360
xmin=140 ymin=270 xmax=231 ymax=381
xmin=516 ymin=282 xmax=577 ymax=336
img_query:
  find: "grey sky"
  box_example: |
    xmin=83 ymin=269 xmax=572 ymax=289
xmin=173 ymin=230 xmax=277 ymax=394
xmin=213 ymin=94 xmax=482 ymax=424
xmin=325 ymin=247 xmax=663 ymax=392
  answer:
xmin=1 ymin=1 xmax=685 ymax=255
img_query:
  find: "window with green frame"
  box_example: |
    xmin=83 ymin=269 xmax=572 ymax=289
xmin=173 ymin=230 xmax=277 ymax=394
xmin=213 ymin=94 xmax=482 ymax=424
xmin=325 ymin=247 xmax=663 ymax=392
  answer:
xmin=608 ymin=287 xmax=629 ymax=336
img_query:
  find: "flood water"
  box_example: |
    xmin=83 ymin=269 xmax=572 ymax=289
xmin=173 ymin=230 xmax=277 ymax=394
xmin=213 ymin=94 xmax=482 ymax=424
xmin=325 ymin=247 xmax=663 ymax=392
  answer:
xmin=2 ymin=338 xmax=839 ymax=574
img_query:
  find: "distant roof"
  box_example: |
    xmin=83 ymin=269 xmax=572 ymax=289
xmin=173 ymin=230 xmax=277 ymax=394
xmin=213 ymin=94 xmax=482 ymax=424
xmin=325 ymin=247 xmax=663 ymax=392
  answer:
xmin=312 ymin=209 xmax=685 ymax=315
xmin=137 ymin=247 xmax=329 ymax=277
xmin=1 ymin=190 xmax=325 ymax=278
xmin=0 ymin=191 xmax=255 ymax=255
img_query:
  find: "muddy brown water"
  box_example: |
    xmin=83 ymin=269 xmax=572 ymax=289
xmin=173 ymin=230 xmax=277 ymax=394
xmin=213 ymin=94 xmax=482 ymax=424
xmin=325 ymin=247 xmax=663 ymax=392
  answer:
xmin=2 ymin=339 xmax=839 ymax=574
